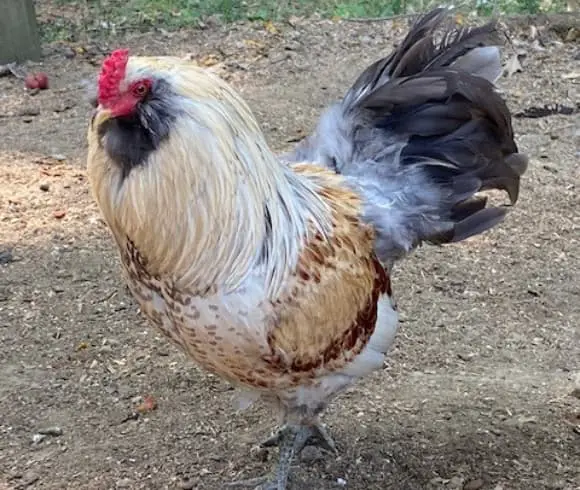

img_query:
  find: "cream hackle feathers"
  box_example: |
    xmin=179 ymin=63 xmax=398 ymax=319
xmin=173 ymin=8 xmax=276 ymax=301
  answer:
xmin=88 ymin=57 xmax=332 ymax=299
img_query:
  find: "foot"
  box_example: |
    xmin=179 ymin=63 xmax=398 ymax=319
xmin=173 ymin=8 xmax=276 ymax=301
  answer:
xmin=226 ymin=424 xmax=335 ymax=490
xmin=260 ymin=423 xmax=337 ymax=455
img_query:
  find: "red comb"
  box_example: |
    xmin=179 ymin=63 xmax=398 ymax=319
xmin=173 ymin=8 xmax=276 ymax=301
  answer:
xmin=98 ymin=49 xmax=130 ymax=106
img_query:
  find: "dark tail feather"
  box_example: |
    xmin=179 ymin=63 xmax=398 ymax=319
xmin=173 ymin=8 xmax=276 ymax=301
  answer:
xmin=285 ymin=8 xmax=528 ymax=260
xmin=450 ymin=207 xmax=508 ymax=243
xmin=344 ymin=7 xmax=503 ymax=108
xmin=348 ymin=10 xmax=527 ymax=250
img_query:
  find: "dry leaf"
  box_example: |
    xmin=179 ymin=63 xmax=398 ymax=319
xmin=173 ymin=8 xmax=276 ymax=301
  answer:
xmin=200 ymin=54 xmax=220 ymax=67
xmin=454 ymin=13 xmax=464 ymax=25
xmin=136 ymin=395 xmax=157 ymax=414
xmin=264 ymin=20 xmax=278 ymax=34
xmin=243 ymin=39 xmax=265 ymax=49
xmin=504 ymin=54 xmax=523 ymax=77
xmin=76 ymin=341 xmax=89 ymax=350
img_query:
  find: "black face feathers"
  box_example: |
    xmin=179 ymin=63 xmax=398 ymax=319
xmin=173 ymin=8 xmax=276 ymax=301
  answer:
xmin=98 ymin=78 xmax=177 ymax=178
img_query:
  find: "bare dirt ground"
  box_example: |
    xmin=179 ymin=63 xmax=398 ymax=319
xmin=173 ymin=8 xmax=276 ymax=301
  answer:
xmin=1 ymin=14 xmax=579 ymax=490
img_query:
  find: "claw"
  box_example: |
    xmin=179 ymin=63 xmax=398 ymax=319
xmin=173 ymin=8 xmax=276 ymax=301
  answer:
xmin=260 ymin=423 xmax=337 ymax=455
xmin=260 ymin=430 xmax=283 ymax=448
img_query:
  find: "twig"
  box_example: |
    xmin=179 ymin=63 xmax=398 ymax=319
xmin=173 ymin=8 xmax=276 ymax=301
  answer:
xmin=342 ymin=12 xmax=422 ymax=23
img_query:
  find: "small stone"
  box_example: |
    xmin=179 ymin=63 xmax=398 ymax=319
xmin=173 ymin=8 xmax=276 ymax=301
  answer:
xmin=337 ymin=477 xmax=347 ymax=486
xmin=40 ymin=183 xmax=50 ymax=191
xmin=449 ymin=476 xmax=465 ymax=488
xmin=51 ymin=154 xmax=67 ymax=161
xmin=250 ymin=446 xmax=269 ymax=462
xmin=0 ymin=249 xmax=14 ymax=264
xmin=38 ymin=426 xmax=63 ymax=437
xmin=458 ymin=352 xmax=475 ymax=362
xmin=31 ymin=433 xmax=46 ymax=444
xmin=464 ymin=478 xmax=485 ymax=490
xmin=20 ymin=471 xmax=40 ymax=487
xmin=178 ymin=478 xmax=196 ymax=490
xmin=116 ymin=478 xmax=132 ymax=488
xmin=430 ymin=478 xmax=448 ymax=485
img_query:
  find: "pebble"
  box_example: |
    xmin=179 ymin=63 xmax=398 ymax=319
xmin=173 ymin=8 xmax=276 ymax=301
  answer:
xmin=116 ymin=478 xmax=133 ymax=488
xmin=31 ymin=433 xmax=46 ymax=444
xmin=0 ymin=249 xmax=14 ymax=264
xmin=19 ymin=471 xmax=40 ymax=487
xmin=449 ymin=476 xmax=465 ymax=488
xmin=250 ymin=446 xmax=269 ymax=462
xmin=38 ymin=426 xmax=63 ymax=437
xmin=458 ymin=352 xmax=475 ymax=362
xmin=39 ymin=183 xmax=50 ymax=192
xmin=178 ymin=479 xmax=196 ymax=490
xmin=464 ymin=479 xmax=485 ymax=490
xmin=337 ymin=477 xmax=347 ymax=486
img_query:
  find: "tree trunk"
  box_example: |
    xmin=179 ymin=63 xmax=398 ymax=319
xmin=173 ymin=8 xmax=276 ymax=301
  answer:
xmin=0 ymin=0 xmax=41 ymax=64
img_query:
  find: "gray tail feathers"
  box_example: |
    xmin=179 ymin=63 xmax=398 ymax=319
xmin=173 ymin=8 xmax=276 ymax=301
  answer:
xmin=344 ymin=7 xmax=505 ymax=106
xmin=289 ymin=7 xmax=528 ymax=260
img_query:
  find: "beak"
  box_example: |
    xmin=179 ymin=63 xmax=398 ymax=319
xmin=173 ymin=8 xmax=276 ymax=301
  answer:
xmin=93 ymin=108 xmax=113 ymax=129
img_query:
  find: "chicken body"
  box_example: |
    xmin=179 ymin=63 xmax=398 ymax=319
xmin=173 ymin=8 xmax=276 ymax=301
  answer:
xmin=115 ymin=165 xmax=397 ymax=415
xmin=87 ymin=8 xmax=527 ymax=489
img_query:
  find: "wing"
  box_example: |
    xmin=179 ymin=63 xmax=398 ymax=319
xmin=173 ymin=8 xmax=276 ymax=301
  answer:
xmin=263 ymin=165 xmax=393 ymax=382
xmin=282 ymin=8 xmax=528 ymax=266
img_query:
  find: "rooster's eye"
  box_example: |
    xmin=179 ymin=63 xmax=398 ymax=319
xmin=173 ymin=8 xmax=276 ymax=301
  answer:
xmin=132 ymin=81 xmax=150 ymax=98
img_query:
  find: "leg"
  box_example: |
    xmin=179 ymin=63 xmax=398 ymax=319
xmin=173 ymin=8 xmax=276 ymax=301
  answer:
xmin=225 ymin=424 xmax=333 ymax=490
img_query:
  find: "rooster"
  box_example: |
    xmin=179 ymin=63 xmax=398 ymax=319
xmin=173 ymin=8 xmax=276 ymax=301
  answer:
xmin=86 ymin=8 xmax=527 ymax=489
